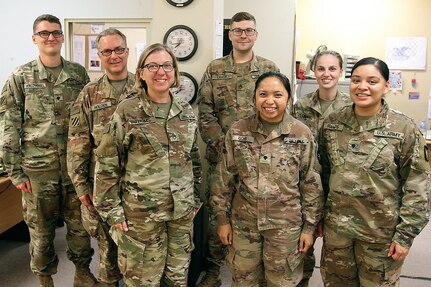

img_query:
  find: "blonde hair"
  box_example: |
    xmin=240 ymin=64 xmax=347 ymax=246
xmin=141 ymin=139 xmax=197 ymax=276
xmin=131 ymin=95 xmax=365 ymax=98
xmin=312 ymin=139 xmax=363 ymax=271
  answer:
xmin=135 ymin=43 xmax=180 ymax=91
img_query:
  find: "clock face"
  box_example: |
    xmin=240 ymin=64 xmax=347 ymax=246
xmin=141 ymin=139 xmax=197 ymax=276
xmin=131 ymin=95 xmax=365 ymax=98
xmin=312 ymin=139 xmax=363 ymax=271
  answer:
xmin=163 ymin=25 xmax=198 ymax=61
xmin=166 ymin=0 xmax=193 ymax=7
xmin=171 ymin=72 xmax=198 ymax=104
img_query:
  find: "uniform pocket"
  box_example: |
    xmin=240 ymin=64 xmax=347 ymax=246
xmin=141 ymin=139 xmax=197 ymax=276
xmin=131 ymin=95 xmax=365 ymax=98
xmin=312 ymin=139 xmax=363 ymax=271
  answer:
xmin=109 ymin=227 xmax=145 ymax=275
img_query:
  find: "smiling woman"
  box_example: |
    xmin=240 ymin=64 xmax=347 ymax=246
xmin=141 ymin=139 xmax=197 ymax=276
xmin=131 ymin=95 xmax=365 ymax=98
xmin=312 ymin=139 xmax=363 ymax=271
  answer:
xmin=93 ymin=43 xmax=202 ymax=286
xmin=319 ymin=57 xmax=430 ymax=286
xmin=211 ymin=71 xmax=324 ymax=286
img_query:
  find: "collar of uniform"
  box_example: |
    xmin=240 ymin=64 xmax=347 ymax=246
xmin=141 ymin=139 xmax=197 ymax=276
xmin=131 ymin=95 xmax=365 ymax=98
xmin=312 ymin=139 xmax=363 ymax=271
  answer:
xmin=250 ymin=112 xmax=292 ymax=136
xmin=341 ymin=99 xmax=389 ymax=131
xmin=36 ymin=56 xmax=72 ymax=85
xmin=225 ymin=51 xmax=259 ymax=73
xmin=138 ymin=89 xmax=184 ymax=120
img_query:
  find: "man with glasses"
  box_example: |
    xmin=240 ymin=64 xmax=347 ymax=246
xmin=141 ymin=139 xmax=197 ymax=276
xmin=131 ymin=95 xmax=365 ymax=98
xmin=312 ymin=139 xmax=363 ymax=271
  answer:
xmin=197 ymin=11 xmax=279 ymax=286
xmin=68 ymin=28 xmax=135 ymax=287
xmin=1 ymin=14 xmax=99 ymax=287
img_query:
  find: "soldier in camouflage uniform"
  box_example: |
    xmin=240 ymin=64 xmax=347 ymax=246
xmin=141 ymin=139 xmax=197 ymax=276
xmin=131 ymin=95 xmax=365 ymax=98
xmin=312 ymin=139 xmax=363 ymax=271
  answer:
xmin=93 ymin=43 xmax=202 ymax=287
xmin=319 ymin=57 xmax=430 ymax=287
xmin=292 ymin=50 xmax=351 ymax=287
xmin=67 ymin=28 xmax=135 ymax=287
xmin=1 ymin=14 xmax=98 ymax=287
xmin=211 ymin=71 xmax=324 ymax=286
xmin=197 ymin=12 xmax=279 ymax=286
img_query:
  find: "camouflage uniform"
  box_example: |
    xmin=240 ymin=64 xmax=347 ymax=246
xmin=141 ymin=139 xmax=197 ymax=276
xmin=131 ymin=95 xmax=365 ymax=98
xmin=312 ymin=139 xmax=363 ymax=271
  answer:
xmin=319 ymin=100 xmax=430 ymax=286
xmin=94 ymin=90 xmax=201 ymax=287
xmin=67 ymin=72 xmax=135 ymax=284
xmin=198 ymin=51 xmax=279 ymax=272
xmin=292 ymin=89 xmax=351 ymax=286
xmin=2 ymin=57 xmax=94 ymax=275
xmin=0 ymin=85 xmax=7 ymax=168
xmin=211 ymin=113 xmax=324 ymax=286
xmin=293 ymin=90 xmax=351 ymax=139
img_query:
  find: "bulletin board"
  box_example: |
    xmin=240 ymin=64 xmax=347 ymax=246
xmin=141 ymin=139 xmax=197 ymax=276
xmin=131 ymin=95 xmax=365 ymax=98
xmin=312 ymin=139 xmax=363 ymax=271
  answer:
xmin=72 ymin=34 xmax=103 ymax=72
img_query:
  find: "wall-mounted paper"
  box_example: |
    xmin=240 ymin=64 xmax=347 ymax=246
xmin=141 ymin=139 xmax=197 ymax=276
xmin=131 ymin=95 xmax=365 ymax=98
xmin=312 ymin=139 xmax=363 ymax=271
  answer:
xmin=386 ymin=37 xmax=427 ymax=70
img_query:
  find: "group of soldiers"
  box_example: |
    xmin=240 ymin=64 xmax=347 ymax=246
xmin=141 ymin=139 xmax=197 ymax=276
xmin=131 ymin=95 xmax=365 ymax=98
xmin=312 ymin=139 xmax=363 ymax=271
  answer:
xmin=0 ymin=9 xmax=429 ymax=287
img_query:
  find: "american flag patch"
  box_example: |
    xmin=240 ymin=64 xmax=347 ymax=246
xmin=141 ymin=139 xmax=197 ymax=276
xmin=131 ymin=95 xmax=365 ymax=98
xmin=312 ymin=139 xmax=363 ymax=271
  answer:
xmin=70 ymin=116 xmax=80 ymax=127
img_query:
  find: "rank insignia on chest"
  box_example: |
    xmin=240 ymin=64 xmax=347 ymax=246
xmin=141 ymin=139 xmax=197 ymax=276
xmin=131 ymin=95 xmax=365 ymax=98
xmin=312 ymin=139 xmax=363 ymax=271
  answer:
xmin=348 ymin=139 xmax=361 ymax=152
xmin=168 ymin=131 xmax=179 ymax=142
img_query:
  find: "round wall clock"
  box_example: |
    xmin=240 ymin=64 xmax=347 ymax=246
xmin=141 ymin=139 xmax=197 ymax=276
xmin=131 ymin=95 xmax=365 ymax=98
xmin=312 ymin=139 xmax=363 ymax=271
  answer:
xmin=163 ymin=25 xmax=198 ymax=61
xmin=171 ymin=72 xmax=198 ymax=104
xmin=166 ymin=0 xmax=193 ymax=7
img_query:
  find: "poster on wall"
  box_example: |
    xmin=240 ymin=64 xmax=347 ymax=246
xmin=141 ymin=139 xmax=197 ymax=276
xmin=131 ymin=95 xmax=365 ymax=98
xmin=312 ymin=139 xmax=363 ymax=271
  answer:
xmin=389 ymin=70 xmax=402 ymax=91
xmin=88 ymin=35 xmax=101 ymax=71
xmin=386 ymin=37 xmax=427 ymax=70
xmin=73 ymin=35 xmax=86 ymax=67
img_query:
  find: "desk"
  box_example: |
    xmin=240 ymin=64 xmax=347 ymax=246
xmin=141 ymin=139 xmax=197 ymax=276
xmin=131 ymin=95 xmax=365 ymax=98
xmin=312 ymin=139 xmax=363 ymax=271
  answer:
xmin=0 ymin=176 xmax=23 ymax=234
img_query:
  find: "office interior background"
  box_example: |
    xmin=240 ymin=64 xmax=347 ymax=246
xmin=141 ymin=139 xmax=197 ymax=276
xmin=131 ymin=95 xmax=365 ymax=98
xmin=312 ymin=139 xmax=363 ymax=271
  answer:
xmin=0 ymin=0 xmax=430 ymax=286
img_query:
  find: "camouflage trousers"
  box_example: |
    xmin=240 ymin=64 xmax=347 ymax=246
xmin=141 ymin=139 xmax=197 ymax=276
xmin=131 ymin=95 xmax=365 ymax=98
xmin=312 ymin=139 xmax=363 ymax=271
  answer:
xmin=109 ymin=210 xmax=195 ymax=287
xmin=81 ymin=204 xmax=121 ymax=283
xmin=320 ymin=224 xmax=403 ymax=287
xmin=227 ymin=195 xmax=304 ymax=287
xmin=22 ymin=171 xmax=93 ymax=275
xmin=204 ymin=162 xmax=227 ymax=267
xmin=297 ymin=244 xmax=315 ymax=287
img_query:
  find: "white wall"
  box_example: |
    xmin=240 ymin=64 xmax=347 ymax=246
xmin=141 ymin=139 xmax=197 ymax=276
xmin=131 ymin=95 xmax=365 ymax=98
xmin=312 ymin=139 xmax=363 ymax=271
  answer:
xmin=225 ymin=0 xmax=296 ymax=78
xmin=0 ymin=0 xmax=153 ymax=84
xmin=0 ymin=0 xmax=295 ymax=86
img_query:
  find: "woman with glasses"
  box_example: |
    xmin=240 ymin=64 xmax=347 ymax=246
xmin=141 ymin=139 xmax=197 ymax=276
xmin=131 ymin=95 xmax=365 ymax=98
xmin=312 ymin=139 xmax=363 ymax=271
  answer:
xmin=319 ymin=57 xmax=430 ymax=286
xmin=94 ymin=43 xmax=201 ymax=287
xmin=212 ymin=71 xmax=324 ymax=286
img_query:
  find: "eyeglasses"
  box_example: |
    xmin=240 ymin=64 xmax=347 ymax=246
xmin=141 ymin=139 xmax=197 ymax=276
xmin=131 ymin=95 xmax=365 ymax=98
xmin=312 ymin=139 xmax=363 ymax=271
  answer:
xmin=230 ymin=28 xmax=256 ymax=36
xmin=99 ymin=47 xmax=127 ymax=57
xmin=33 ymin=30 xmax=63 ymax=39
xmin=142 ymin=62 xmax=175 ymax=73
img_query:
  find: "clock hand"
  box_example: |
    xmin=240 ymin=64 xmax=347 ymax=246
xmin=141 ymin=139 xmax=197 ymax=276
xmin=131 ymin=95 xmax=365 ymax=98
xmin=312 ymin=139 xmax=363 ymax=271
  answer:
xmin=173 ymin=86 xmax=184 ymax=94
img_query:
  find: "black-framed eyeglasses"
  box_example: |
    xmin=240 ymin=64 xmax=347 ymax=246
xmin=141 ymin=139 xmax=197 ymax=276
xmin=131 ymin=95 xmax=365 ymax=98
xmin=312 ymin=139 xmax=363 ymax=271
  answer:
xmin=99 ymin=47 xmax=127 ymax=57
xmin=142 ymin=62 xmax=175 ymax=73
xmin=33 ymin=30 xmax=63 ymax=39
xmin=230 ymin=28 xmax=256 ymax=36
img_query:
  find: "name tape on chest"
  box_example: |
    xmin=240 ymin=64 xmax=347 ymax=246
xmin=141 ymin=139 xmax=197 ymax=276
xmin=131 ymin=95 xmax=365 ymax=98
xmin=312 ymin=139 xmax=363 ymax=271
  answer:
xmin=374 ymin=130 xmax=404 ymax=140
xmin=91 ymin=101 xmax=112 ymax=111
xmin=232 ymin=135 xmax=254 ymax=143
xmin=24 ymin=83 xmax=46 ymax=89
xmin=323 ymin=123 xmax=343 ymax=131
xmin=211 ymin=74 xmax=233 ymax=80
xmin=284 ymin=138 xmax=309 ymax=144
xmin=129 ymin=118 xmax=154 ymax=125
xmin=179 ymin=114 xmax=196 ymax=121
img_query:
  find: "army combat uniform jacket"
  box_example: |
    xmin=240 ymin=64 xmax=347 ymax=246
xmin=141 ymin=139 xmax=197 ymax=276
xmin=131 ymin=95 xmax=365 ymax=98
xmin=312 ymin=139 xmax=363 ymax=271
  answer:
xmin=293 ymin=90 xmax=351 ymax=138
xmin=94 ymin=90 xmax=201 ymax=225
xmin=320 ymin=100 xmax=430 ymax=248
xmin=211 ymin=113 xmax=324 ymax=233
xmin=198 ymin=52 xmax=279 ymax=164
xmin=2 ymin=57 xmax=89 ymax=185
xmin=67 ymin=72 xmax=135 ymax=198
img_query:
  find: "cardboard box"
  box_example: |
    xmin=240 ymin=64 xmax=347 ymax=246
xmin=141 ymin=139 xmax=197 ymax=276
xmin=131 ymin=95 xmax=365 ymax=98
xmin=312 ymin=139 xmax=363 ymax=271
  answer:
xmin=0 ymin=176 xmax=23 ymax=234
